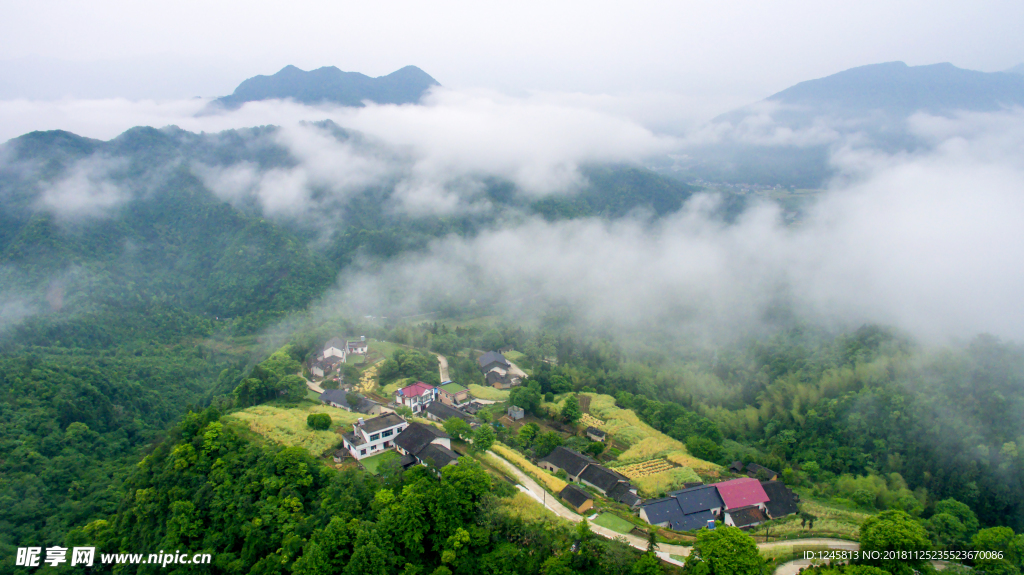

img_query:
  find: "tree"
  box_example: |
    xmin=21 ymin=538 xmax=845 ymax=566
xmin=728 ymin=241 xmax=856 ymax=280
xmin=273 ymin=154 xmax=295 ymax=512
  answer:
xmin=347 ymin=392 xmax=363 ymax=408
xmin=509 ymin=386 xmax=541 ymax=415
xmin=858 ymin=510 xmax=930 ymax=575
xmin=934 ymin=499 xmax=979 ymax=536
xmin=683 ymin=526 xmax=765 ymax=575
xmin=395 ymin=406 xmax=414 ymax=418
xmin=973 ymin=527 xmax=1024 ymax=575
xmin=278 ymin=374 xmax=308 ymax=401
xmin=927 ymin=513 xmax=969 ymax=548
xmin=586 ymin=441 xmax=605 ymax=457
xmin=518 ymin=423 xmax=540 ymax=446
xmin=533 ymin=432 xmax=564 ymax=458
xmin=443 ymin=417 xmax=471 ymax=441
xmin=632 ymin=552 xmax=663 ymax=575
xmin=561 ymin=395 xmax=582 ymax=424
xmin=686 ymin=436 xmax=721 ymax=462
xmin=307 ymin=413 xmax=332 ymax=430
xmin=473 ymin=424 xmax=496 ymax=452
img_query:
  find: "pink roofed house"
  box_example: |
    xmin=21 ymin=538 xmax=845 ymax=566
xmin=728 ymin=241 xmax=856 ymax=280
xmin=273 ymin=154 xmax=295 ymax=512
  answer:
xmin=394 ymin=381 xmax=436 ymax=414
xmin=712 ymin=477 xmax=771 ymax=528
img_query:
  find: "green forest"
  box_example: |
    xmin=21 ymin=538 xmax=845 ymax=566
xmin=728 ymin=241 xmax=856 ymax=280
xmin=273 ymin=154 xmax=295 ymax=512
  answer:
xmin=0 ymin=125 xmax=1022 ymax=575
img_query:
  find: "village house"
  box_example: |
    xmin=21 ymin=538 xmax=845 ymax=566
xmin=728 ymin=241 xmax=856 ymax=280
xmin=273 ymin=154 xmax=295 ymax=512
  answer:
xmin=477 ymin=351 xmax=524 ymax=389
xmin=761 ymin=481 xmax=800 ymax=519
xmin=437 ymin=382 xmax=470 ymax=406
xmin=507 ymin=405 xmax=525 ymax=420
xmin=394 ymin=381 xmax=436 ymax=414
xmin=323 ymin=337 xmax=347 ymax=360
xmin=341 ymin=413 xmax=408 ymax=460
xmin=538 ymin=446 xmax=596 ymax=482
xmin=713 ymin=477 xmax=771 ymax=528
xmin=319 ymin=389 xmax=384 ymax=414
xmin=639 ymin=484 xmax=723 ymax=532
xmin=607 ymin=481 xmax=642 ymax=509
xmin=346 ymin=337 xmax=369 ymax=355
xmin=310 ymin=355 xmax=343 ymax=378
xmin=424 ymin=400 xmax=476 ymax=425
xmin=579 ymin=464 xmax=631 ymax=496
xmin=394 ymin=422 xmax=460 ymax=473
xmin=585 ymin=427 xmax=607 ymax=442
xmin=560 ymin=484 xmax=594 ymax=513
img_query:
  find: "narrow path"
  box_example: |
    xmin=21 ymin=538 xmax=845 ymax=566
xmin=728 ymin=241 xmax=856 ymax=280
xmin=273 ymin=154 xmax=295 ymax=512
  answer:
xmin=437 ymin=354 xmax=450 ymax=382
xmin=299 ymin=371 xmax=324 ymax=394
xmin=485 ymin=450 xmax=860 ymax=566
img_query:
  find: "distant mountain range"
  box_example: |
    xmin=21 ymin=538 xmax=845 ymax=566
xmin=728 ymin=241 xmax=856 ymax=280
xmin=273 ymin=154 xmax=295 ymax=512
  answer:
xmin=207 ymin=65 xmax=440 ymax=111
xmin=673 ymin=61 xmax=1024 ymax=188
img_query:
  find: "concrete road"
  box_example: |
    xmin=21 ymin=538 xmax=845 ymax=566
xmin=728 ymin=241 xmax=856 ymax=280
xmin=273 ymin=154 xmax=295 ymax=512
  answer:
xmin=437 ymin=354 xmax=450 ymax=382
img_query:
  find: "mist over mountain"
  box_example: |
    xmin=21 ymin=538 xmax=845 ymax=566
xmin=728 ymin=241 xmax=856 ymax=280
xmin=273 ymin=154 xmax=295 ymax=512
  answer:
xmin=206 ymin=65 xmax=440 ymax=111
xmin=672 ymin=61 xmax=1024 ymax=187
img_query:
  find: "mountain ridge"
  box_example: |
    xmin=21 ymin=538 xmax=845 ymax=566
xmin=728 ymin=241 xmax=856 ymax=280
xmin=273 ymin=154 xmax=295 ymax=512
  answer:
xmin=207 ymin=64 xmax=440 ymax=111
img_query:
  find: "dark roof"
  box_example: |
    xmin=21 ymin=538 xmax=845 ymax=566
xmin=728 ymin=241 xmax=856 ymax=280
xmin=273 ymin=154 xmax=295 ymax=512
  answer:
xmin=728 ymin=461 xmax=745 ymax=473
xmin=394 ymin=422 xmax=449 ymax=455
xmin=668 ymin=485 xmax=724 ymax=515
xmin=641 ymin=497 xmax=684 ymax=525
xmin=319 ymin=389 xmax=377 ymax=413
xmin=728 ymin=505 xmax=768 ymax=527
xmin=674 ymin=509 xmax=716 ymax=532
xmin=745 ymin=463 xmax=778 ymax=478
xmin=360 ymin=413 xmax=407 ymax=433
xmin=539 ymin=447 xmax=595 ymax=477
xmin=320 ymin=389 xmax=347 ymax=404
xmin=560 ymin=485 xmax=593 ymax=509
xmin=418 ymin=443 xmax=460 ymax=468
xmin=761 ymin=481 xmax=799 ymax=518
xmin=478 ymin=351 xmax=510 ymax=369
xmin=608 ymin=482 xmax=641 ymax=507
xmin=398 ymin=454 xmax=418 ymax=468
xmin=425 ymin=401 xmax=475 ymax=423
xmin=325 ymin=337 xmax=345 ymax=350
xmin=579 ymin=464 xmax=628 ymax=493
xmin=342 ymin=431 xmax=365 ymax=447
xmin=586 ymin=426 xmax=606 ymax=437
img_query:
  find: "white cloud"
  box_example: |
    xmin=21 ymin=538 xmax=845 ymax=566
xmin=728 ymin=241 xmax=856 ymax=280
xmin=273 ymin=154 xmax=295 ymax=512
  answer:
xmin=37 ymin=157 xmax=128 ymax=220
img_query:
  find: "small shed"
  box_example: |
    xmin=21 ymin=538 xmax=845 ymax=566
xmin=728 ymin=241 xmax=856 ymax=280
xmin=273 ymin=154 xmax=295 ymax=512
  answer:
xmin=332 ymin=449 xmax=347 ymax=463
xmin=560 ymin=484 xmax=594 ymax=514
xmin=508 ymin=405 xmax=525 ymax=420
xmin=585 ymin=426 xmax=607 ymax=442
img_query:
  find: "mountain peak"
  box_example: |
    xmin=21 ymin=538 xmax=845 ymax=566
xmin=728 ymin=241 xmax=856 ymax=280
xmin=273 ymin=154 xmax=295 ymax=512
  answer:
xmin=207 ymin=65 xmax=440 ymax=111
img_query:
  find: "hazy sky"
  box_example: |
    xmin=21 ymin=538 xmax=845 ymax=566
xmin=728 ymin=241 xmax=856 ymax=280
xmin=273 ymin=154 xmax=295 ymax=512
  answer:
xmin=2 ymin=0 xmax=1022 ymax=118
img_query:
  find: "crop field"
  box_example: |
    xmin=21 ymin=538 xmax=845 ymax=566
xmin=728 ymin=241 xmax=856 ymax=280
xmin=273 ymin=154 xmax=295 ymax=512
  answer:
xmin=633 ymin=467 xmax=702 ymax=497
xmin=356 ymin=362 xmax=381 ymax=394
xmin=616 ymin=458 xmax=677 ymax=479
xmin=468 ymin=384 xmax=510 ymax=401
xmin=763 ymin=498 xmax=867 ymax=540
xmin=580 ymin=413 xmax=605 ymax=427
xmin=491 ymin=443 xmax=568 ymax=493
xmin=227 ymin=404 xmax=359 ymax=456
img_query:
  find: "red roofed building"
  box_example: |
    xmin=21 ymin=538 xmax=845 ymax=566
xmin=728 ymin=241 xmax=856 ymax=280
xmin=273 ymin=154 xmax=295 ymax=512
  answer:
xmin=394 ymin=381 xmax=437 ymax=414
xmin=712 ymin=478 xmax=771 ymax=528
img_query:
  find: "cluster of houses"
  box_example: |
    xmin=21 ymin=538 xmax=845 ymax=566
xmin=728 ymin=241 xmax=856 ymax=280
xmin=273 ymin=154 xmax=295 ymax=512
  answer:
xmin=478 ymin=351 xmax=526 ymax=389
xmin=537 ymin=445 xmax=798 ymax=532
xmin=337 ymin=412 xmax=461 ymax=474
xmin=638 ymin=477 xmax=799 ymax=531
xmin=393 ymin=380 xmax=481 ymax=425
xmin=309 ymin=336 xmax=369 ymax=378
xmin=539 ymin=446 xmax=643 ymax=512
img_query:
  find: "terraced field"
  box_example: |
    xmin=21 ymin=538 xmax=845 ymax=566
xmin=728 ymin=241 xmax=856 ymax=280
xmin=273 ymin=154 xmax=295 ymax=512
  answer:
xmin=617 ymin=458 xmax=677 ymax=479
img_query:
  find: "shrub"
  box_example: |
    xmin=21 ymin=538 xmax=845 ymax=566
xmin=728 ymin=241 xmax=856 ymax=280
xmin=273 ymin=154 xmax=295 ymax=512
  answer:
xmin=306 ymin=413 xmax=332 ymax=430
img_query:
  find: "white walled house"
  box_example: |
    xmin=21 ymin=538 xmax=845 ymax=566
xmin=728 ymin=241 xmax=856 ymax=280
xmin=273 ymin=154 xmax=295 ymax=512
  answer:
xmin=323 ymin=337 xmax=347 ymax=361
xmin=341 ymin=413 xmax=408 ymax=460
xmin=394 ymin=381 xmax=437 ymax=414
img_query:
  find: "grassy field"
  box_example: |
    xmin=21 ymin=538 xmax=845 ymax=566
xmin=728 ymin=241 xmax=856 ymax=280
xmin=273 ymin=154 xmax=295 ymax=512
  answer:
xmin=469 ymin=384 xmax=510 ymax=401
xmin=757 ymin=498 xmax=867 ymax=541
xmin=593 ymin=513 xmax=635 ymax=534
xmin=226 ymin=403 xmax=360 ymax=456
xmin=360 ymin=451 xmax=400 ymax=474
xmin=305 ymin=389 xmax=322 ymax=401
xmin=491 ymin=443 xmax=568 ymax=493
xmin=500 ymin=491 xmax=562 ymax=523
